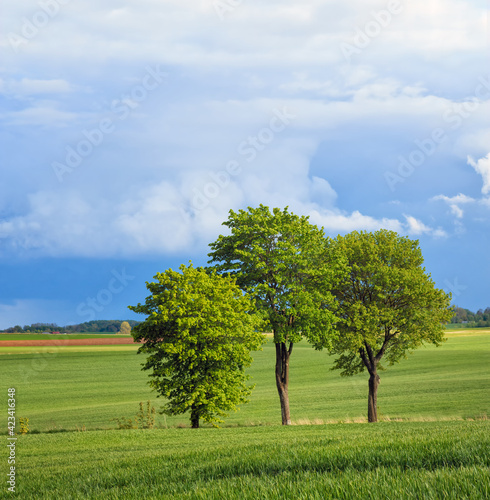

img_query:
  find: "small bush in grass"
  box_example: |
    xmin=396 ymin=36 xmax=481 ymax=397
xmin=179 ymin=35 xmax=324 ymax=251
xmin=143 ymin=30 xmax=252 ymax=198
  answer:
xmin=111 ymin=417 xmax=138 ymax=430
xmin=136 ymin=401 xmax=156 ymax=429
xmin=18 ymin=417 xmax=29 ymax=435
xmin=111 ymin=401 xmax=156 ymax=430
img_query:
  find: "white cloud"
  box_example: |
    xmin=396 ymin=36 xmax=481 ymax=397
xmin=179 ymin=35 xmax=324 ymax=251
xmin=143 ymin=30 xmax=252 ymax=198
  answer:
xmin=394 ymin=0 xmax=486 ymax=53
xmin=468 ymin=153 xmax=490 ymax=194
xmin=455 ymin=127 xmax=490 ymax=155
xmin=432 ymin=194 xmax=475 ymax=204
xmin=432 ymin=228 xmax=448 ymax=238
xmin=0 ymin=187 xmax=195 ymax=257
xmin=431 ymin=193 xmax=476 ymax=218
xmin=450 ymin=205 xmax=464 ymax=218
xmin=115 ymin=182 xmax=194 ymax=254
xmin=310 ymin=209 xmax=402 ymax=234
xmin=309 ymin=209 xmax=445 ymax=239
xmin=6 ymin=78 xmax=74 ymax=96
xmin=0 ymin=0 xmax=488 ymax=262
xmin=0 ymin=175 xmax=446 ymax=258
xmin=310 ymin=176 xmax=337 ymax=206
xmin=2 ymin=0 xmax=485 ymax=75
xmin=403 ymin=215 xmax=432 ymax=235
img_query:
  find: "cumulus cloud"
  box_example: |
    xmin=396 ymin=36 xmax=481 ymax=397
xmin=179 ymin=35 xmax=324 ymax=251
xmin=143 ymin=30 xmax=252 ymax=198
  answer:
xmin=2 ymin=0 xmax=485 ymax=78
xmin=431 ymin=193 xmax=476 ymax=218
xmin=468 ymin=153 xmax=490 ymax=194
xmin=431 ymin=228 xmax=448 ymax=238
xmin=0 ymin=178 xmax=444 ymax=258
xmin=403 ymin=215 xmax=433 ymax=235
xmin=307 ymin=209 xmax=445 ymax=239
xmin=0 ymin=0 xmax=488 ymax=262
xmin=0 ymin=187 xmax=195 ymax=257
xmin=310 ymin=210 xmax=402 ymax=234
xmin=309 ymin=176 xmax=338 ymax=206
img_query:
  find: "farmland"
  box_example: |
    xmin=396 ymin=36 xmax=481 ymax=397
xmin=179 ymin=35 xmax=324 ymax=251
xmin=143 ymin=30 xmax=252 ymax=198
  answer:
xmin=1 ymin=329 xmax=488 ymax=431
xmin=1 ymin=329 xmax=489 ymax=498
xmin=13 ymin=421 xmax=490 ymax=499
xmin=0 ymin=333 xmax=131 ymax=341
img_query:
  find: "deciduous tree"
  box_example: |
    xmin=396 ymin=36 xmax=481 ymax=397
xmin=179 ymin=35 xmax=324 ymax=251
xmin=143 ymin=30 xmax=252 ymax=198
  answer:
xmin=325 ymin=230 xmax=453 ymax=422
xmin=128 ymin=263 xmax=264 ymax=428
xmin=119 ymin=321 xmax=131 ymax=335
xmin=208 ymin=205 xmax=342 ymax=425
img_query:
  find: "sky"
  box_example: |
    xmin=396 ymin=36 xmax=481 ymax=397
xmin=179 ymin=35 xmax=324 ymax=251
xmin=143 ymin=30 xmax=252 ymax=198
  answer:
xmin=0 ymin=0 xmax=489 ymax=329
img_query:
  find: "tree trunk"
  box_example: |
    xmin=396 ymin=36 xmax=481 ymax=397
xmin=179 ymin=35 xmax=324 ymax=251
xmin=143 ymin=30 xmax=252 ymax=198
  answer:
xmin=190 ymin=404 xmax=199 ymax=429
xmin=275 ymin=342 xmax=292 ymax=425
xmin=368 ymin=372 xmax=380 ymax=423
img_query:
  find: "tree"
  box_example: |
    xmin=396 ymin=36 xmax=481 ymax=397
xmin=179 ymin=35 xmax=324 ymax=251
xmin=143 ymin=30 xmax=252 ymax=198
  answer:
xmin=119 ymin=321 xmax=131 ymax=335
xmin=208 ymin=205 xmax=342 ymax=425
xmin=325 ymin=230 xmax=453 ymax=422
xmin=451 ymin=307 xmax=468 ymax=323
xmin=128 ymin=263 xmax=264 ymax=428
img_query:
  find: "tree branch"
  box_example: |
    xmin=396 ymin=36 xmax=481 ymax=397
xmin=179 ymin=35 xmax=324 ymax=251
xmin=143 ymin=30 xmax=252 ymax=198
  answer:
xmin=364 ymin=340 xmax=376 ymax=369
xmin=375 ymin=327 xmax=395 ymax=363
xmin=359 ymin=347 xmax=372 ymax=373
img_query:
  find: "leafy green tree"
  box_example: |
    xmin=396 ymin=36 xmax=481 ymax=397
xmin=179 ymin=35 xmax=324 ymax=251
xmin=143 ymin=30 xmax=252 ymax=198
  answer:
xmin=325 ymin=230 xmax=453 ymax=422
xmin=451 ymin=307 xmax=468 ymax=324
xmin=119 ymin=321 xmax=131 ymax=335
xmin=208 ymin=205 xmax=342 ymax=425
xmin=128 ymin=263 xmax=264 ymax=428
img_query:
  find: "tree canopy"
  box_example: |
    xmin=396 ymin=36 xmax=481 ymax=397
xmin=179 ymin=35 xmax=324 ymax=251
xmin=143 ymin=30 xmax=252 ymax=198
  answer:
xmin=128 ymin=263 xmax=264 ymax=428
xmin=119 ymin=321 xmax=131 ymax=335
xmin=325 ymin=230 xmax=453 ymax=422
xmin=208 ymin=205 xmax=343 ymax=424
xmin=451 ymin=306 xmax=490 ymax=327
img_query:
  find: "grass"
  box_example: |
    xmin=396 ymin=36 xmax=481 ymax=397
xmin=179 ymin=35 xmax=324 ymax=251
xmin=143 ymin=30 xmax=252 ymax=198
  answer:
xmin=12 ymin=421 xmax=490 ymax=499
xmin=0 ymin=329 xmax=488 ymax=431
xmin=1 ymin=330 xmax=488 ymax=498
xmin=0 ymin=345 xmax=138 ymax=355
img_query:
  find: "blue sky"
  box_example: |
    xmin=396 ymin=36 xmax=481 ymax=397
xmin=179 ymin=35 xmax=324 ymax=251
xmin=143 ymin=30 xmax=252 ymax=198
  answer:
xmin=0 ymin=0 xmax=489 ymax=328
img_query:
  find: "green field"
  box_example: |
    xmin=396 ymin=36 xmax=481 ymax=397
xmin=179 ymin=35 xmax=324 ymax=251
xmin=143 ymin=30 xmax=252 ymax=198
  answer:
xmin=1 ymin=330 xmax=489 ymax=498
xmin=10 ymin=421 xmax=490 ymax=499
xmin=0 ymin=330 xmax=488 ymax=431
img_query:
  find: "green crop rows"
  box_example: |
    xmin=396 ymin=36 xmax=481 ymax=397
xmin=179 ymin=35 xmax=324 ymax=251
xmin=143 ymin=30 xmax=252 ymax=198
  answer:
xmin=12 ymin=421 xmax=490 ymax=499
xmin=1 ymin=330 xmax=489 ymax=498
xmin=1 ymin=331 xmax=488 ymax=431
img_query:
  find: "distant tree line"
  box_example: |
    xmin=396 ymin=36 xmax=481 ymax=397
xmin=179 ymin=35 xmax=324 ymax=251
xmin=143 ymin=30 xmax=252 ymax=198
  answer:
xmin=450 ymin=307 xmax=490 ymax=327
xmin=0 ymin=320 xmax=140 ymax=333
